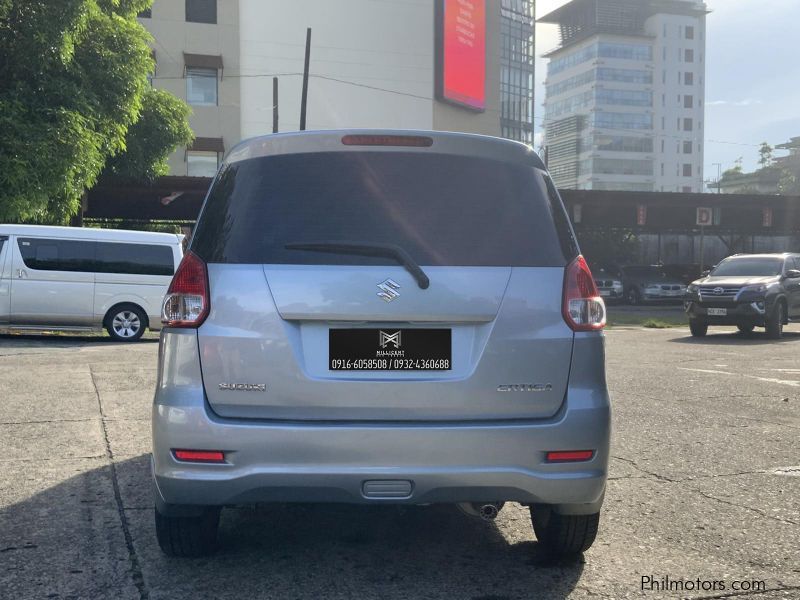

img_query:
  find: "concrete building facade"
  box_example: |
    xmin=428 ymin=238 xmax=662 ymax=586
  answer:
xmin=139 ymin=0 xmax=535 ymax=177
xmin=540 ymin=0 xmax=707 ymax=192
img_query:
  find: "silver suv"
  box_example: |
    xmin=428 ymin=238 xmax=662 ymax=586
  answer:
xmin=152 ymin=130 xmax=611 ymax=558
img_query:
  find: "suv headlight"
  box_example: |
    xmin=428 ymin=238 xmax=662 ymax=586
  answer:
xmin=687 ymin=284 xmax=698 ymax=293
xmin=612 ymin=280 xmax=623 ymax=290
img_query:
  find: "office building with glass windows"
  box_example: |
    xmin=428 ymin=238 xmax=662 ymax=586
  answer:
xmin=540 ymin=0 xmax=708 ymax=192
xmin=139 ymin=0 xmax=536 ymax=177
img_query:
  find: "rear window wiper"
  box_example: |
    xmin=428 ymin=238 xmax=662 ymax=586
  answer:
xmin=284 ymin=241 xmax=430 ymax=289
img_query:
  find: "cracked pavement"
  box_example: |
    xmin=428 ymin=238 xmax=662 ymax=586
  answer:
xmin=0 ymin=326 xmax=798 ymax=599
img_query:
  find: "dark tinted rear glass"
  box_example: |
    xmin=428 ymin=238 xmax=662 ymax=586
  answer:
xmin=96 ymin=242 xmax=175 ymax=276
xmin=191 ymin=152 xmax=575 ymax=267
xmin=18 ymin=238 xmax=94 ymax=272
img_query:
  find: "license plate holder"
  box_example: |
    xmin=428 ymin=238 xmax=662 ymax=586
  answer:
xmin=707 ymin=308 xmax=727 ymax=316
xmin=329 ymin=328 xmax=452 ymax=371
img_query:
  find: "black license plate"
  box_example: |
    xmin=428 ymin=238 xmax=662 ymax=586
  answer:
xmin=329 ymin=328 xmax=451 ymax=371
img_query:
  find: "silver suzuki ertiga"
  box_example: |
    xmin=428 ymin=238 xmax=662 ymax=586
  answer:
xmin=153 ymin=130 xmax=610 ymax=558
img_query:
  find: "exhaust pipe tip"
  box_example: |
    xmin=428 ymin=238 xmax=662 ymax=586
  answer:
xmin=456 ymin=501 xmax=505 ymax=521
xmin=479 ymin=503 xmax=499 ymax=521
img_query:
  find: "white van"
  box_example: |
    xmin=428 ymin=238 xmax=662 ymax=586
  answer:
xmin=0 ymin=225 xmax=183 ymax=341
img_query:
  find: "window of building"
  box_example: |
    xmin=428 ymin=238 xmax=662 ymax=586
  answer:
xmin=663 ymin=24 xmax=667 ymax=37
xmin=683 ymin=164 xmax=693 ymax=177
xmin=685 ymin=25 xmax=694 ymax=39
xmin=661 ymin=163 xmax=665 ymax=176
xmin=662 ymin=70 xmax=667 ymax=84
xmin=663 ymin=47 xmax=667 ymax=61
xmin=500 ymin=0 xmax=535 ymax=143
xmin=661 ymin=116 xmax=665 ymax=130
xmin=662 ymin=93 xmax=666 ymax=107
xmin=597 ymin=67 xmax=652 ymax=85
xmin=682 ymin=186 xmax=693 ymax=193
xmin=676 ymin=141 xmax=680 ymax=154
xmin=678 ymin=48 xmax=682 ymax=61
xmin=186 ymin=0 xmax=216 ymax=23
xmin=661 ymin=139 xmax=665 ymax=152
xmin=138 ymin=8 xmax=152 ymax=18
xmin=683 ymin=141 xmax=693 ymax=154
xmin=592 ymin=112 xmax=652 ymax=130
xmin=685 ymin=72 xmax=694 ymax=85
xmin=187 ymin=151 xmax=219 ymax=177
xmin=684 ymin=118 xmax=693 ymax=131
xmin=186 ymin=67 xmax=217 ymax=105
xmin=684 ymin=95 xmax=693 ymax=108
xmin=685 ymin=49 xmax=694 ymax=63
xmin=595 ymin=89 xmax=652 ymax=107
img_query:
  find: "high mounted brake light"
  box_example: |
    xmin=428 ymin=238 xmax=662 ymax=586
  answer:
xmin=161 ymin=251 xmax=210 ymax=328
xmin=341 ymin=134 xmax=433 ymax=147
xmin=562 ymin=256 xmax=606 ymax=332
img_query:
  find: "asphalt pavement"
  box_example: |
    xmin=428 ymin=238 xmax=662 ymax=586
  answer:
xmin=0 ymin=325 xmax=798 ymax=599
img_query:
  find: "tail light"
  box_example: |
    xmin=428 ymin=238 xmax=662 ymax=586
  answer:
xmin=162 ymin=251 xmax=209 ymax=328
xmin=563 ymin=256 xmax=606 ymax=332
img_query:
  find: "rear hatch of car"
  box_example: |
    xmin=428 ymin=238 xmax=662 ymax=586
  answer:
xmin=189 ymin=133 xmax=579 ymax=422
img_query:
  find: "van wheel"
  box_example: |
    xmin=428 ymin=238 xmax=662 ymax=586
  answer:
xmin=106 ymin=304 xmax=147 ymax=342
xmin=155 ymin=507 xmax=220 ymax=557
xmin=765 ymin=301 xmax=785 ymax=340
xmin=689 ymin=319 xmax=708 ymax=337
xmin=530 ymin=505 xmax=599 ymax=558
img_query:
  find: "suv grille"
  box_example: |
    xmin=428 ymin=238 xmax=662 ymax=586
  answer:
xmin=660 ymin=285 xmax=682 ymax=291
xmin=699 ymin=286 xmax=741 ymax=300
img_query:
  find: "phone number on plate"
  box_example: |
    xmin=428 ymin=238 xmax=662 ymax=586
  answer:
xmin=330 ymin=358 xmax=451 ymax=370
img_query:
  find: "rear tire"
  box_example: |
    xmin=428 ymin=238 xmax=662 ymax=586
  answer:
xmin=765 ymin=301 xmax=785 ymax=340
xmin=530 ymin=506 xmax=600 ymax=558
xmin=155 ymin=507 xmax=221 ymax=557
xmin=689 ymin=319 xmax=708 ymax=337
xmin=737 ymin=324 xmax=755 ymax=335
xmin=106 ymin=304 xmax=147 ymax=342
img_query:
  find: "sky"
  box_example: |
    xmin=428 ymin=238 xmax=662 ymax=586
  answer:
xmin=533 ymin=0 xmax=800 ymax=180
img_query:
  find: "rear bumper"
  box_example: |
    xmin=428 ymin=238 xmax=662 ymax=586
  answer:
xmin=152 ymin=330 xmax=611 ymax=515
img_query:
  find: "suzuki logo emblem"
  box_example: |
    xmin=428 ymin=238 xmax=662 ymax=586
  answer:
xmin=379 ymin=330 xmax=402 ymax=348
xmin=377 ymin=278 xmax=401 ymax=302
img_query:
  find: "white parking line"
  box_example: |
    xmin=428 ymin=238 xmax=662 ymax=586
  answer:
xmin=678 ymin=367 xmax=800 ymax=388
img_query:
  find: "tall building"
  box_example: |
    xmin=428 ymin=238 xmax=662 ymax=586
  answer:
xmin=540 ymin=0 xmax=708 ymax=192
xmin=139 ymin=0 xmax=535 ymax=177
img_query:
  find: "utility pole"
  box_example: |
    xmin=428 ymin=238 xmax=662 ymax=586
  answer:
xmin=300 ymin=27 xmax=311 ymax=131
xmin=712 ymin=162 xmax=722 ymax=194
xmin=272 ymin=77 xmax=279 ymax=133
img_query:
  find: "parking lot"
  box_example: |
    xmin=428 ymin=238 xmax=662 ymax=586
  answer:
xmin=1 ymin=324 xmax=798 ymax=600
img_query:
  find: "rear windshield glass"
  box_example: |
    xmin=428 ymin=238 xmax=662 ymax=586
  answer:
xmin=712 ymin=257 xmax=783 ymax=277
xmin=191 ymin=152 xmax=577 ymax=267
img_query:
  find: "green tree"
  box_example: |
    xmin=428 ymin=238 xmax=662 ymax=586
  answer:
xmin=758 ymin=142 xmax=773 ymax=169
xmin=103 ymin=88 xmax=193 ymax=182
xmin=0 ymin=0 xmax=191 ymax=223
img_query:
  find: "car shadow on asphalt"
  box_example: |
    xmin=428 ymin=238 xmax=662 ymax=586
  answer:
xmin=0 ymin=333 xmax=159 ymax=348
xmin=667 ymin=330 xmax=800 ymax=345
xmin=1 ymin=455 xmax=586 ymax=600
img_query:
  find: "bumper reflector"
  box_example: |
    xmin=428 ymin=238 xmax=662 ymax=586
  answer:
xmin=546 ymin=450 xmax=594 ymax=463
xmin=173 ymin=449 xmax=225 ymax=463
